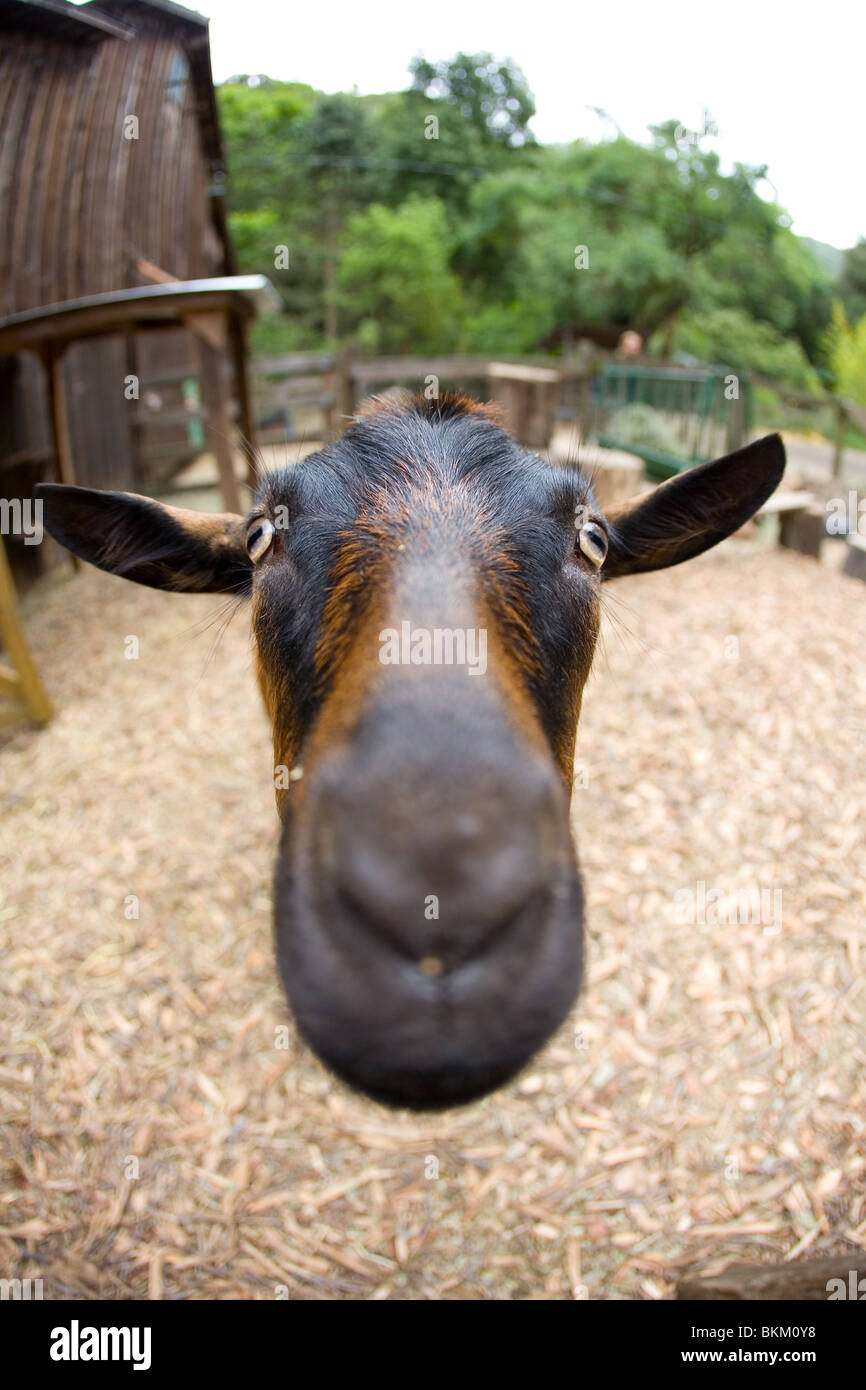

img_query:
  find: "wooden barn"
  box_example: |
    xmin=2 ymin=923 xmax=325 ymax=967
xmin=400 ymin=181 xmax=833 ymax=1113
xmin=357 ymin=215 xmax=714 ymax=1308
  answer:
xmin=0 ymin=0 xmax=271 ymax=587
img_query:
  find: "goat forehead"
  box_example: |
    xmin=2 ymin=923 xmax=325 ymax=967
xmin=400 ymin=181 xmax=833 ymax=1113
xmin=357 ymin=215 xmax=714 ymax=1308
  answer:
xmin=261 ymin=423 xmax=596 ymax=536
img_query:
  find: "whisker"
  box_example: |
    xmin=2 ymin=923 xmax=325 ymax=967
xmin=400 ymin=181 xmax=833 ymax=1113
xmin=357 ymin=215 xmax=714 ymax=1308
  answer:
xmin=194 ymin=593 xmax=247 ymax=686
xmin=235 ymin=426 xmax=268 ymax=492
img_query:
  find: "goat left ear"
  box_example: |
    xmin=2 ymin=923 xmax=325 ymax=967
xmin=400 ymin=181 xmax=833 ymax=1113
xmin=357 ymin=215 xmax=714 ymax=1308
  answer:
xmin=601 ymin=434 xmax=785 ymax=580
xmin=34 ymin=484 xmax=251 ymax=594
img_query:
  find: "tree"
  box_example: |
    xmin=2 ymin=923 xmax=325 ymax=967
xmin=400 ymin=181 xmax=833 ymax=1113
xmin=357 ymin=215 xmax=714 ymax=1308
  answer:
xmin=658 ymin=306 xmax=820 ymax=389
xmin=292 ymin=94 xmax=378 ymax=343
xmin=838 ymin=240 xmax=866 ymax=325
xmin=409 ymin=53 xmax=535 ymax=148
xmin=363 ymin=89 xmax=493 ymax=211
xmin=217 ymin=77 xmax=315 ymax=212
xmin=217 ymin=73 xmax=836 ymax=382
xmin=823 ymin=303 xmax=866 ymax=406
xmin=337 ymin=197 xmax=464 ymax=353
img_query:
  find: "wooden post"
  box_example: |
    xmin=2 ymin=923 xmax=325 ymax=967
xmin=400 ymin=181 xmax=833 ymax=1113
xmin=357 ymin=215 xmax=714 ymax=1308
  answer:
xmin=832 ymin=400 xmax=846 ymax=478
xmin=40 ymin=342 xmax=78 ymax=570
xmin=0 ymin=534 xmax=53 ymax=726
xmin=576 ymin=371 xmax=593 ymax=440
xmin=42 ymin=343 xmax=76 ymax=485
xmin=321 ymin=360 xmax=335 ymax=442
xmin=124 ymin=333 xmax=144 ymax=491
xmin=323 ymin=202 xmax=339 ymax=347
xmin=486 ymin=363 xmax=561 ymax=448
xmin=188 ymin=311 xmax=243 ymax=516
xmin=337 ymin=348 xmax=355 ymax=423
xmin=228 ymin=312 xmax=259 ymax=493
xmin=725 ymin=379 xmax=747 ymax=454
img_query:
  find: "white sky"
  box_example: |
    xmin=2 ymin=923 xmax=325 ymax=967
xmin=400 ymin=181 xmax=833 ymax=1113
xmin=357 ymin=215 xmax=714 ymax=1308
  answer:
xmin=86 ymin=0 xmax=866 ymax=247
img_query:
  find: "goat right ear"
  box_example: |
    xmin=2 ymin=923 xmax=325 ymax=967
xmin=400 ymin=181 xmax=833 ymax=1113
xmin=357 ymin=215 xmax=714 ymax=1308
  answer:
xmin=601 ymin=434 xmax=785 ymax=580
xmin=34 ymin=484 xmax=252 ymax=594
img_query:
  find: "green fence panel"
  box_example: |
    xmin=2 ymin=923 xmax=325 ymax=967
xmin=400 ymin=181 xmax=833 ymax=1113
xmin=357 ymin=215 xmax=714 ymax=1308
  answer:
xmin=595 ymin=364 xmax=749 ymax=479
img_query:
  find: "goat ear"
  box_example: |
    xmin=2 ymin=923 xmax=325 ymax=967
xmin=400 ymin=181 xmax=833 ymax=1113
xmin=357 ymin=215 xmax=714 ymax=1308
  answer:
xmin=34 ymin=484 xmax=251 ymax=594
xmin=601 ymin=434 xmax=785 ymax=580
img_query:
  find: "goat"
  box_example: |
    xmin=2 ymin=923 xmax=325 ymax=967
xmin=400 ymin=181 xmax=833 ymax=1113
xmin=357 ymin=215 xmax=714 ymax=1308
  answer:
xmin=36 ymin=394 xmax=784 ymax=1109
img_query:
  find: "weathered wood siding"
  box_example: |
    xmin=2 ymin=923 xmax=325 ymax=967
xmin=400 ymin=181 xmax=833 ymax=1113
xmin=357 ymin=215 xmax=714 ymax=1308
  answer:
xmin=63 ymin=338 xmax=136 ymax=490
xmin=0 ymin=5 xmax=230 ymax=509
xmin=0 ymin=21 xmax=223 ymax=318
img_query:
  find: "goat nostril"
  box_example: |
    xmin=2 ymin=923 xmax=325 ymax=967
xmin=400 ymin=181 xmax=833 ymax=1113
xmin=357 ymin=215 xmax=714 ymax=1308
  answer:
xmin=454 ymin=814 xmax=481 ymax=839
xmin=317 ymin=785 xmax=563 ymax=968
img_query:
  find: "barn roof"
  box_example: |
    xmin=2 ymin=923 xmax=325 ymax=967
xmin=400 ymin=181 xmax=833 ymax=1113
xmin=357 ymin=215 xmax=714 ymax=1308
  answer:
xmin=88 ymin=0 xmax=209 ymax=27
xmin=0 ymin=0 xmax=134 ymax=41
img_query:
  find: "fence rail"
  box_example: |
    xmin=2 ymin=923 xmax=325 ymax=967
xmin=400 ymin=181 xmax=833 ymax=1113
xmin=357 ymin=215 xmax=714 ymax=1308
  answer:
xmin=752 ymin=377 xmax=866 ymax=477
xmin=247 ymin=350 xmax=861 ymax=475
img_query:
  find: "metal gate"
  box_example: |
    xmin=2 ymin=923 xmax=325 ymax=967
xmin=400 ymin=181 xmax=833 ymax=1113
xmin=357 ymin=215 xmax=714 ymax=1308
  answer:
xmin=595 ymin=364 xmax=751 ymax=478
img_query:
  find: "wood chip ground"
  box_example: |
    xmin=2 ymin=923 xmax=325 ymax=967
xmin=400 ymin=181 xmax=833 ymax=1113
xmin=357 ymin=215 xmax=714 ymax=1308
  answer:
xmin=1 ymin=530 xmax=864 ymax=1299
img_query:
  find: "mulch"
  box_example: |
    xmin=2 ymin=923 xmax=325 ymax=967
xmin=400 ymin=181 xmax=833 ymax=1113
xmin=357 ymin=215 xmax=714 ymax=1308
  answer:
xmin=0 ymin=529 xmax=863 ymax=1299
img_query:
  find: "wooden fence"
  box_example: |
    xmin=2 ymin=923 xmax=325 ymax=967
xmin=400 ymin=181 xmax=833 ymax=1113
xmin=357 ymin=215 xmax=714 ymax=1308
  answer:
xmin=752 ymin=377 xmax=866 ymax=477
xmin=250 ymin=351 xmax=864 ymax=475
xmin=252 ymin=351 xmax=589 ymax=450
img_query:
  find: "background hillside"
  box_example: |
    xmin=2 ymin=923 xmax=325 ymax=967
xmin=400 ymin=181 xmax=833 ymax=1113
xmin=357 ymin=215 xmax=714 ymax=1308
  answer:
xmin=216 ymin=57 xmax=865 ymax=415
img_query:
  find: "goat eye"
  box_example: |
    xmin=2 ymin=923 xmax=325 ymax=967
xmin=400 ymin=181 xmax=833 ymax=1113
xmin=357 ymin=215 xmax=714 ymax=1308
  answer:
xmin=246 ymin=517 xmax=275 ymax=563
xmin=578 ymin=522 xmax=608 ymax=568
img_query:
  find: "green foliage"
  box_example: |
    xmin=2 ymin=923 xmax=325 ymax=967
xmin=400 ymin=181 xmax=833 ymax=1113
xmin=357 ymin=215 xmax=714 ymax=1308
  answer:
xmin=655 ymin=307 xmax=821 ymax=390
xmin=838 ymin=240 xmax=866 ymax=325
xmin=337 ymin=198 xmax=464 ymax=353
xmin=461 ymin=299 xmax=553 ymax=355
xmin=249 ymin=312 xmax=323 ymax=356
xmin=217 ymin=63 xmax=843 ymax=394
xmin=292 ymin=92 xmax=377 ymax=190
xmin=217 ymin=78 xmax=315 ymax=212
xmin=822 ymin=302 xmax=866 ymax=406
xmin=605 ymin=403 xmax=686 ymax=456
xmin=228 ymin=208 xmax=283 ymax=275
xmin=689 ymin=225 xmax=832 ymax=361
xmin=409 ymin=53 xmax=535 ymax=148
xmin=360 ymin=89 xmax=494 ymax=210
